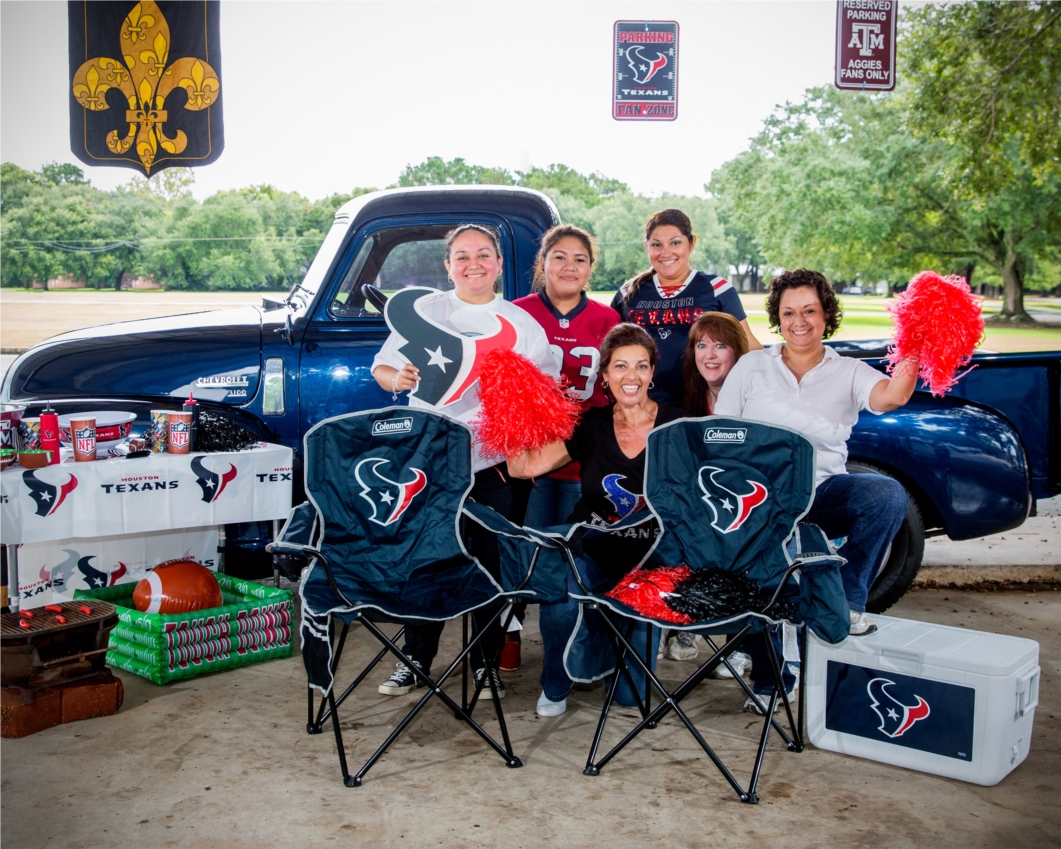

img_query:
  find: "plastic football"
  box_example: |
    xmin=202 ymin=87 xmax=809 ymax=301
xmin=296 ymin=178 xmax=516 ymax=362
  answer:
xmin=132 ymin=559 xmax=223 ymax=614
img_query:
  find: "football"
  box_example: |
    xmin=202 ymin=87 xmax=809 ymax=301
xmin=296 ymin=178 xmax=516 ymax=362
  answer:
xmin=132 ymin=559 xmax=223 ymax=614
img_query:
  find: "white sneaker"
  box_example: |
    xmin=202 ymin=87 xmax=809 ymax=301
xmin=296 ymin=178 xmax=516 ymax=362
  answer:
xmin=666 ymin=631 xmax=702 ymax=661
xmin=536 ymin=690 xmax=567 ymax=717
xmin=657 ymin=630 xmax=670 ymax=660
xmin=744 ymin=681 xmax=798 ymax=715
xmin=710 ymin=650 xmax=752 ymax=680
xmin=849 ymin=611 xmax=878 ymax=636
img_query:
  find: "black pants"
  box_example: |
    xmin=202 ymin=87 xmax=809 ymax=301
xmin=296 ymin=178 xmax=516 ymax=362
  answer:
xmin=401 ymin=463 xmax=530 ymax=671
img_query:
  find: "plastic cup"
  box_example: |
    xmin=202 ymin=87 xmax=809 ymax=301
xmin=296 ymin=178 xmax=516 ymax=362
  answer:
xmin=71 ymin=417 xmax=97 ymax=462
xmin=167 ymin=411 xmax=193 ymax=455
xmin=150 ymin=410 xmax=170 ymax=452
xmin=18 ymin=418 xmax=41 ymax=451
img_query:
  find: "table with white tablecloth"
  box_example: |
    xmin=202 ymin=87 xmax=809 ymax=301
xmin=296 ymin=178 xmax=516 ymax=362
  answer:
xmin=1 ymin=443 xmax=293 ymax=610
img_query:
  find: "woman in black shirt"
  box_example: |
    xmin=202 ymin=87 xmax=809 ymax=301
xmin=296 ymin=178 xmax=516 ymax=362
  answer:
xmin=508 ymin=323 xmax=683 ymax=716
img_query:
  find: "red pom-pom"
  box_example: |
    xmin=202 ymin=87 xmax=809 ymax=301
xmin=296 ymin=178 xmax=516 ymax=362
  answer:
xmin=606 ymin=566 xmax=695 ymax=624
xmin=887 ymin=271 xmax=984 ymax=397
xmin=473 ymin=348 xmax=581 ymax=459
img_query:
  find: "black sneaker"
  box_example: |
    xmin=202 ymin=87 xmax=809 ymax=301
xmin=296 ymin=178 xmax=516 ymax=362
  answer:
xmin=378 ymin=660 xmax=425 ymax=695
xmin=474 ymin=666 xmax=506 ymax=700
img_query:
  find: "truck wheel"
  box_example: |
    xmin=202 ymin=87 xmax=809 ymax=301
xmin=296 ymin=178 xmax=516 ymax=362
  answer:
xmin=845 ymin=462 xmax=926 ymax=614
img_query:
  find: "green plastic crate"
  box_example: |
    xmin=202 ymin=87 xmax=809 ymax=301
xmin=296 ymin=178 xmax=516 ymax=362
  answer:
xmin=75 ymin=574 xmax=294 ymax=685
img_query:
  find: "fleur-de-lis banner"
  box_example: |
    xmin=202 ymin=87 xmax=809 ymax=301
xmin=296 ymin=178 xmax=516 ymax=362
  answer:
xmin=68 ymin=1 xmax=223 ymax=176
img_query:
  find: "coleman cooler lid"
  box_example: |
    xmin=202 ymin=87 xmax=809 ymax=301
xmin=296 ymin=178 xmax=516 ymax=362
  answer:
xmin=864 ymin=615 xmax=1039 ymax=678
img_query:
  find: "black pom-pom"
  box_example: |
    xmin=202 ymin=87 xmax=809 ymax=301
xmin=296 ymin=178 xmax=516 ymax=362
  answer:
xmin=195 ymin=410 xmax=259 ymax=453
xmin=662 ymin=567 xmax=796 ymax=622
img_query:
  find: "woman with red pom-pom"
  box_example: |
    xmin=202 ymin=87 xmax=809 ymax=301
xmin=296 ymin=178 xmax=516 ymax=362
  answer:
xmin=715 ymin=269 xmax=918 ymax=707
xmin=508 ymin=323 xmax=685 ymax=716
xmin=370 ymin=223 xmax=560 ymax=701
xmin=497 ymin=225 xmax=620 ymax=671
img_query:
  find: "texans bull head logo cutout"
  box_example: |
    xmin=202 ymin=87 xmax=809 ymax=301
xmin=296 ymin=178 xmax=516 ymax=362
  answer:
xmin=23 ymin=470 xmax=78 ymax=517
xmin=602 ymin=474 xmax=645 ymax=519
xmin=626 ymin=46 xmax=668 ymax=85
xmin=868 ymin=677 xmax=931 ymax=738
xmin=698 ymin=465 xmax=768 ymax=534
xmin=384 ymin=287 xmax=518 ymax=407
xmin=354 ymin=458 xmax=427 ymax=526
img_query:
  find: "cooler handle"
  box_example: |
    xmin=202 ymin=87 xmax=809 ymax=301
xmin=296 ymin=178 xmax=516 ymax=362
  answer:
xmin=1016 ymin=666 xmax=1040 ymax=718
xmin=880 ymin=648 xmax=921 ymax=673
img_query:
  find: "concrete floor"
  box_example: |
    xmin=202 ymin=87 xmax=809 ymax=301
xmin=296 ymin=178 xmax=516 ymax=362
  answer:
xmin=2 ymin=587 xmax=1058 ymax=849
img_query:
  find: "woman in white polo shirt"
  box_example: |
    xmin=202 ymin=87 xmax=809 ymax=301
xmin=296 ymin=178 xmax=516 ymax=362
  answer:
xmin=715 ymin=268 xmax=919 ymax=634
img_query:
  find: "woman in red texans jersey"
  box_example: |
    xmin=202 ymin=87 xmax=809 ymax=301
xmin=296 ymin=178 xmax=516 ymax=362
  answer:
xmin=612 ymin=208 xmax=762 ymax=406
xmin=505 ymin=225 xmax=620 ymax=671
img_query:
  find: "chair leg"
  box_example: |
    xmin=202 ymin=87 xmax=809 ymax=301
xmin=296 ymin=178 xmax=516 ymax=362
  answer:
xmin=327 ymin=687 xmax=355 ymax=787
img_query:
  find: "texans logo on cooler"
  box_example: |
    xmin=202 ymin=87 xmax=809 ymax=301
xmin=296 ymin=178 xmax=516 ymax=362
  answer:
xmin=74 ymin=425 xmax=95 ymax=455
xmin=354 ymin=457 xmax=427 ymax=526
xmin=868 ymin=677 xmax=931 ymax=738
xmin=697 ymin=465 xmax=769 ymax=534
xmin=384 ymin=287 xmax=518 ymax=407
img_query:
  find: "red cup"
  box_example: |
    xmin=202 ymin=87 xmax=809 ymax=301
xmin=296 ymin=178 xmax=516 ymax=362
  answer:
xmin=70 ymin=417 xmax=97 ymax=462
xmin=167 ymin=412 xmax=193 ymax=455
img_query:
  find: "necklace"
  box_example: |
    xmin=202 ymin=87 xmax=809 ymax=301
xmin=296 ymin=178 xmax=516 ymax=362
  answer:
xmin=782 ymin=346 xmax=825 ymax=377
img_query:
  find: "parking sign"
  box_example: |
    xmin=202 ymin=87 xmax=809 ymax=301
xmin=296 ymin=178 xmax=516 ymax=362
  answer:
xmin=835 ymin=1 xmax=897 ymax=91
xmin=613 ymin=21 xmax=679 ymax=121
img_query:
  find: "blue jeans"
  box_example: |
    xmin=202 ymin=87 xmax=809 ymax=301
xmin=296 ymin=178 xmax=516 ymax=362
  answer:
xmin=525 ymin=477 xmax=582 ymax=528
xmin=746 ymin=625 xmax=799 ymax=695
xmin=539 ymin=553 xmax=661 ymax=705
xmin=806 ymin=472 xmax=907 ymax=613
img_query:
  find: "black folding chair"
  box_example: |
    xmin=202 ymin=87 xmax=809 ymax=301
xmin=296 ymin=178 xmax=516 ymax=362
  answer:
xmin=555 ymin=417 xmax=851 ymax=803
xmin=269 ymin=407 xmax=564 ymax=787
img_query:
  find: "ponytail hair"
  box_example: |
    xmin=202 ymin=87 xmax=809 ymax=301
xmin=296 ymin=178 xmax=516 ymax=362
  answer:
xmin=620 ymin=208 xmax=697 ymax=306
xmin=532 ymin=224 xmax=598 ymax=292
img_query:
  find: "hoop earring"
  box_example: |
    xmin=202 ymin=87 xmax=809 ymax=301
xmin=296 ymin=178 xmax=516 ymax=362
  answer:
xmin=649 ymin=381 xmax=655 ymax=390
xmin=601 ymin=380 xmax=609 ymax=389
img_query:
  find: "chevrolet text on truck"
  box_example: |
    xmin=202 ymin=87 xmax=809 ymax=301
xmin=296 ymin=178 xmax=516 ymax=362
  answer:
xmin=4 ymin=186 xmax=1059 ymax=610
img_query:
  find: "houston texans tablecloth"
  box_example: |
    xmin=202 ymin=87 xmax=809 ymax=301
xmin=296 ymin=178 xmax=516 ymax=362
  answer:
xmin=1 ymin=444 xmax=293 ymax=545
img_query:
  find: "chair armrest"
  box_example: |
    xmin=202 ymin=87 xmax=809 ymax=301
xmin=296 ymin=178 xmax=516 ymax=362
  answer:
xmin=266 ymin=502 xmax=318 ymax=552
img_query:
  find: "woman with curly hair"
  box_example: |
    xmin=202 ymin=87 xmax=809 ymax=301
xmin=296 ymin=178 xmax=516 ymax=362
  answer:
xmin=715 ymin=269 xmax=918 ymax=709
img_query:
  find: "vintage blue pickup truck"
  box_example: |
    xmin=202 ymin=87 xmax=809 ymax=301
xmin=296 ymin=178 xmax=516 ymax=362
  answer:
xmin=4 ymin=186 xmax=1059 ymax=610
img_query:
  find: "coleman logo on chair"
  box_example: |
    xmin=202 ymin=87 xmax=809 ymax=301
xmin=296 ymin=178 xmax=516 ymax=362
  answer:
xmin=868 ymin=677 xmax=931 ymax=738
xmin=354 ymin=457 xmax=427 ymax=526
xmin=698 ymin=466 xmax=768 ymax=534
xmin=22 ymin=470 xmax=79 ymax=517
xmin=372 ymin=417 xmax=414 ymax=436
xmin=384 ymin=288 xmax=518 ymax=407
xmin=703 ymin=427 xmax=746 ymax=444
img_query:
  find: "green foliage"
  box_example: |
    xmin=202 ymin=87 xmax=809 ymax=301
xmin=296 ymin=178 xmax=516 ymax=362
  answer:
xmin=902 ymin=1 xmax=1061 ymax=194
xmin=516 ymin=164 xmax=628 ymax=208
xmin=398 ymin=156 xmax=515 ymax=187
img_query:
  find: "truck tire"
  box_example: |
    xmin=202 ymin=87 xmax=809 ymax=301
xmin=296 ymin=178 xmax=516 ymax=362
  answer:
xmin=845 ymin=462 xmax=926 ymax=613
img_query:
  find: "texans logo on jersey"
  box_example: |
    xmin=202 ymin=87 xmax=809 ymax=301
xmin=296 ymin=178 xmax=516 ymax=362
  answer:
xmin=77 ymin=555 xmax=127 ymax=589
xmin=868 ymin=677 xmax=931 ymax=738
xmin=191 ymin=456 xmax=237 ymax=503
xmin=22 ymin=470 xmax=78 ymax=517
xmin=354 ymin=457 xmax=427 ymax=526
xmin=384 ymin=287 xmax=518 ymax=407
xmin=697 ymin=465 xmax=768 ymax=534
xmin=602 ymin=474 xmax=645 ymax=519
xmin=626 ymin=46 xmax=668 ymax=84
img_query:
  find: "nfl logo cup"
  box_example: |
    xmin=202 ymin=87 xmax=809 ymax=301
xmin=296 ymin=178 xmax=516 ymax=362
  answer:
xmin=168 ymin=412 xmax=193 ymax=455
xmin=71 ymin=417 xmax=97 ymax=462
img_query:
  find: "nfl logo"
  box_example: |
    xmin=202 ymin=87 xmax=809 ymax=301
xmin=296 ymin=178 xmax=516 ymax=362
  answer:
xmin=74 ymin=426 xmax=95 ymax=455
xmin=170 ymin=421 xmax=190 ymax=449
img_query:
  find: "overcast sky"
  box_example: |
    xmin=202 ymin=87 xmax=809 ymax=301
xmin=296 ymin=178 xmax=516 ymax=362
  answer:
xmin=2 ymin=1 xmax=844 ymax=200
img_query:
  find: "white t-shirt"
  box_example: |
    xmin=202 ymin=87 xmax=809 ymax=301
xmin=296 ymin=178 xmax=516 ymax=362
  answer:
xmin=372 ymin=290 xmax=560 ymax=472
xmin=714 ymin=345 xmax=886 ymax=485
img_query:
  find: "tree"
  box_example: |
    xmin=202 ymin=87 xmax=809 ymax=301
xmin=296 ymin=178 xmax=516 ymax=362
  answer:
xmin=1 ymin=163 xmax=37 ymax=212
xmin=398 ymin=156 xmax=514 ymax=187
xmin=516 ymin=164 xmax=628 ymax=208
xmin=903 ymin=1 xmax=1061 ymax=193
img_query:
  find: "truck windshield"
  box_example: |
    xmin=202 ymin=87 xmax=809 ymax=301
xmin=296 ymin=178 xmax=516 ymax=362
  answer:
xmin=287 ymin=216 xmax=350 ymax=309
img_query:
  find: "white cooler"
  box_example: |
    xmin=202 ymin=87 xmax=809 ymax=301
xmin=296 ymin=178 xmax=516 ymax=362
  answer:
xmin=806 ymin=614 xmax=1040 ymax=786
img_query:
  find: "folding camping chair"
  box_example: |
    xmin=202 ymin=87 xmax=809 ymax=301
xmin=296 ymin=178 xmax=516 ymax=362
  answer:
xmin=268 ymin=407 xmax=563 ymax=787
xmin=556 ymin=417 xmax=851 ymax=804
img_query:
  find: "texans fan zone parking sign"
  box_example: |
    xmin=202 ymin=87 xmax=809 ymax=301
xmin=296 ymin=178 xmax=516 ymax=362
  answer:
xmin=613 ymin=21 xmax=678 ymax=121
